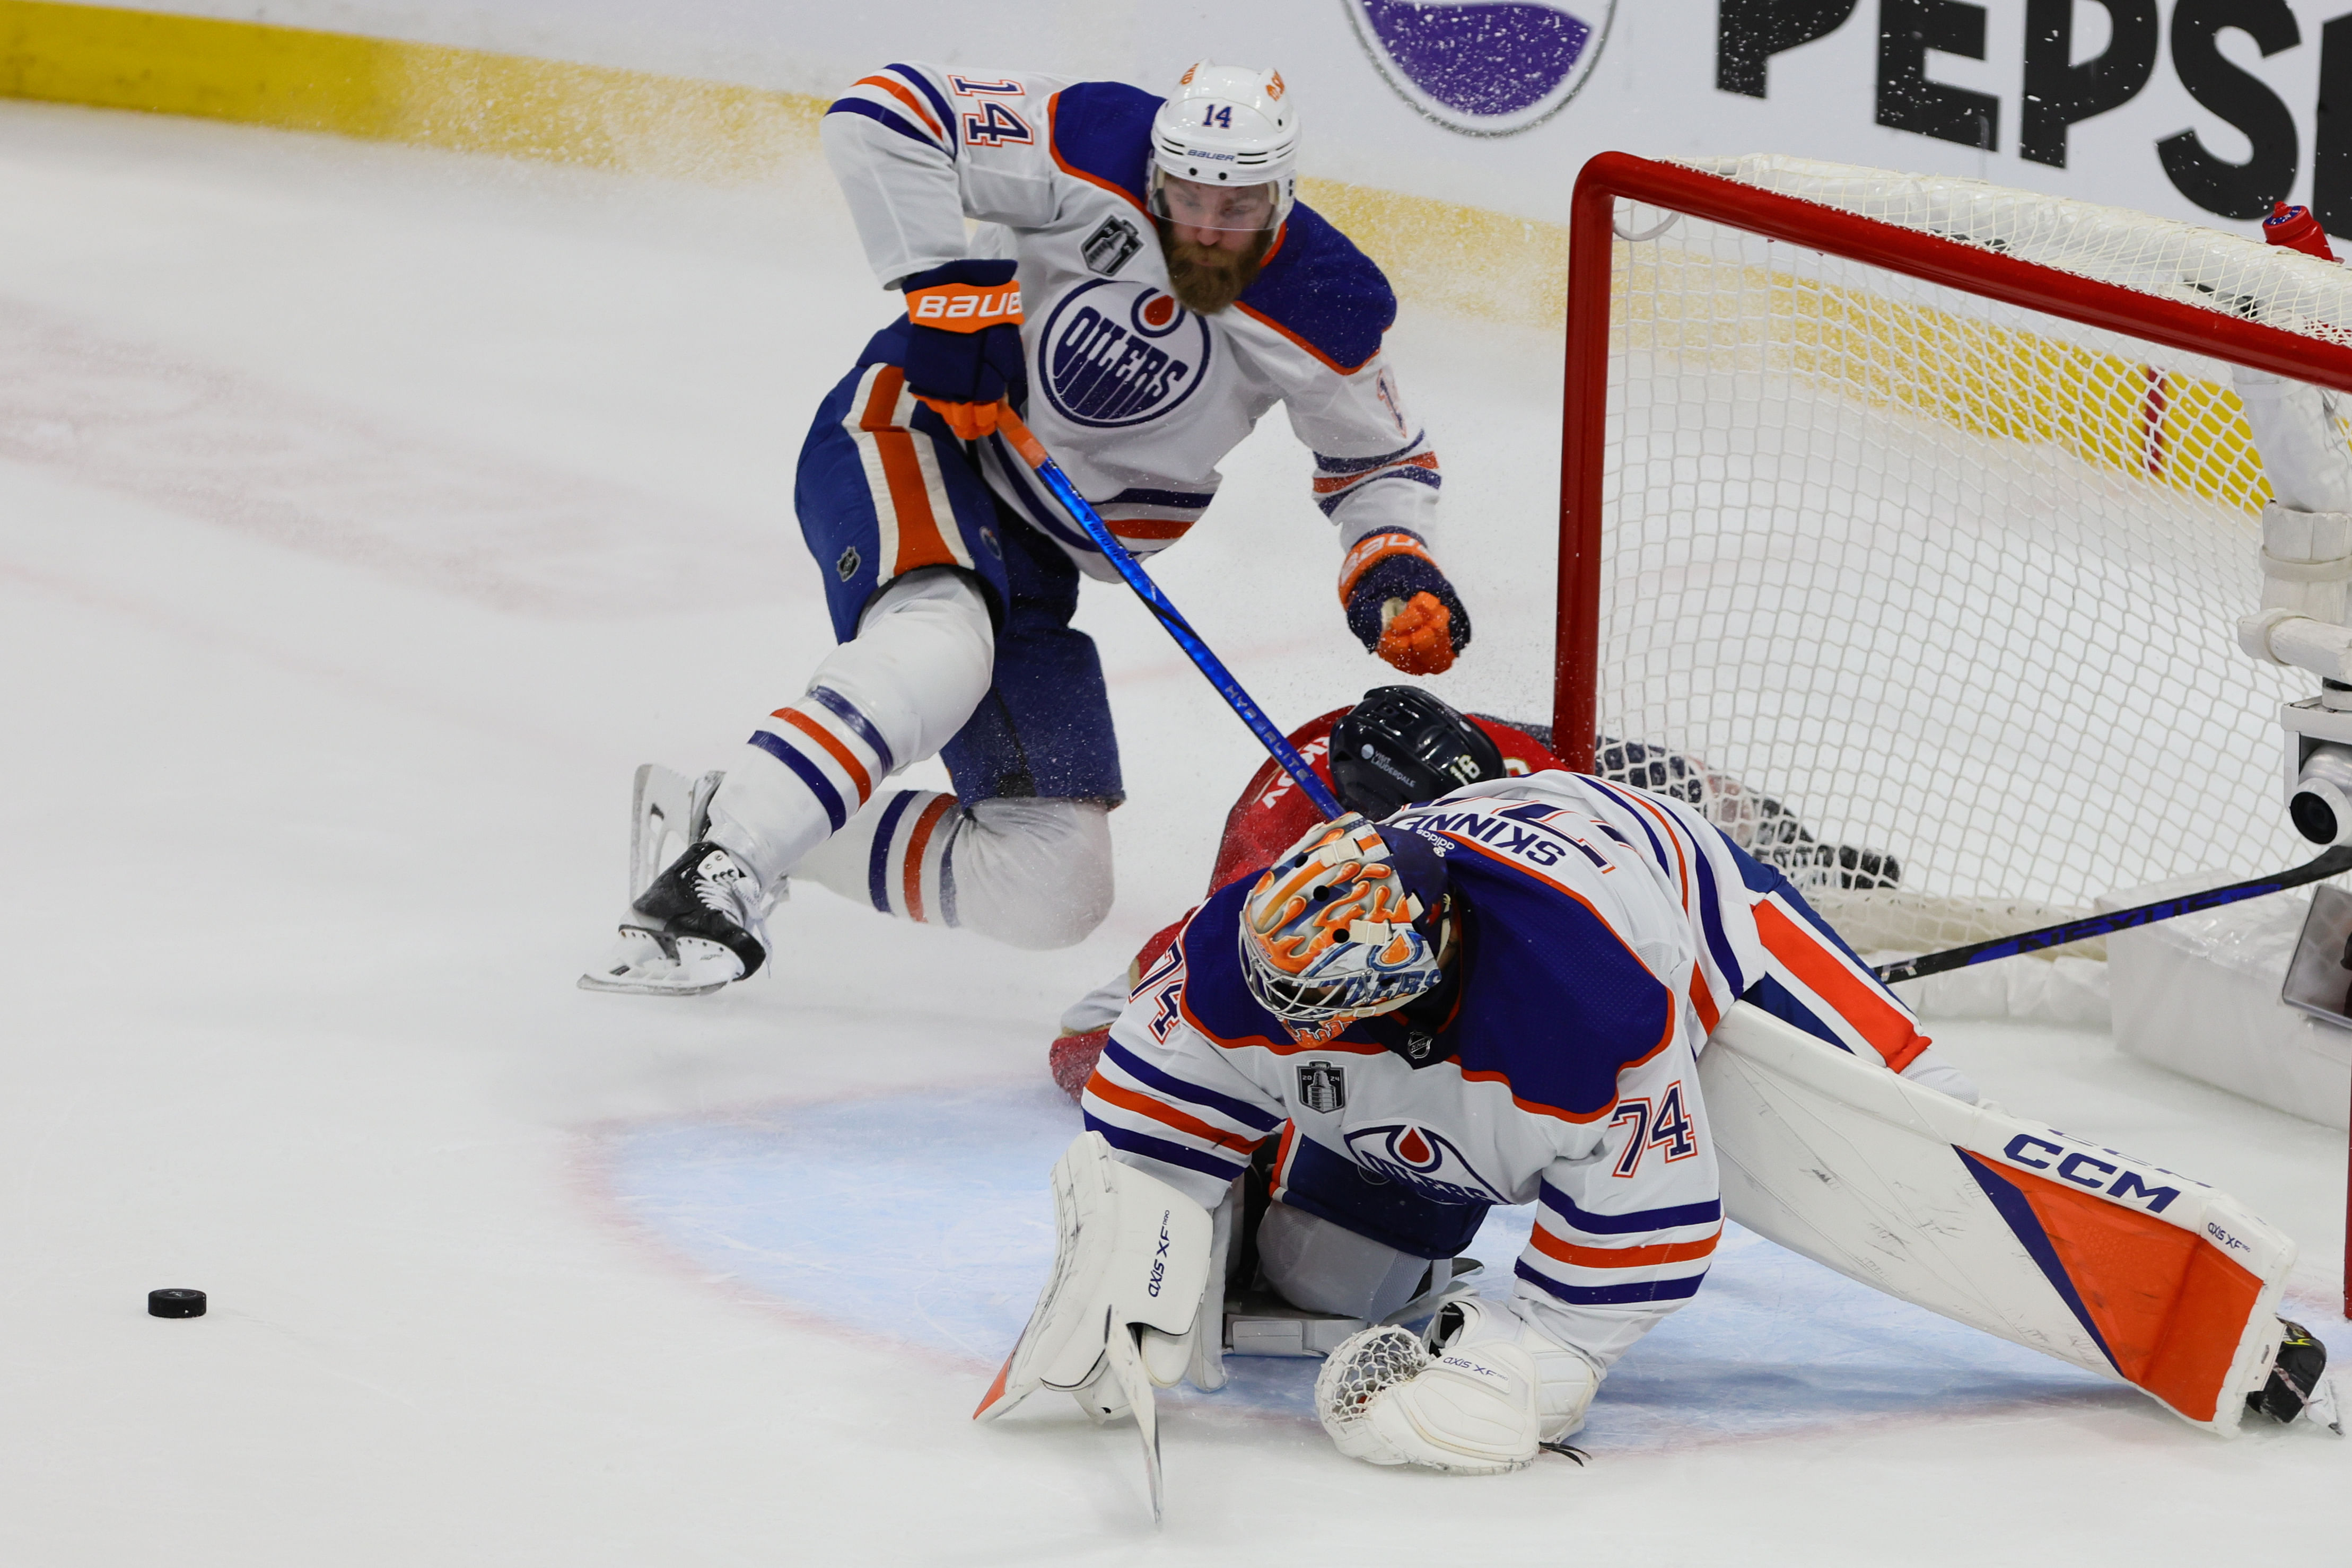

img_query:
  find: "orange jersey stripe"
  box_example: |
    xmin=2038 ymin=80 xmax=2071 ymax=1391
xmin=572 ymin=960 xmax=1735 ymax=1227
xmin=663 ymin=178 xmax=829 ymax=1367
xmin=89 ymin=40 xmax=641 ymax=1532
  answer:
xmin=1110 ymin=518 xmax=1196 ymax=540
xmin=1754 ymin=900 xmax=1931 ymax=1071
xmin=1529 ymin=1225 xmax=1721 ymax=1269
xmin=860 ymin=367 xmax=957 ymax=576
xmin=855 ymin=74 xmax=943 ymax=139
xmin=776 ymin=707 xmax=872 ymax=804
xmin=1312 ymin=452 xmax=1440 ymax=494
xmin=1233 ymin=297 xmax=1375 ymax=375
xmin=1087 ymin=1078 xmax=1264 ymax=1155
xmin=1690 ymin=962 xmax=1721 ymax=1032
xmin=900 ymin=793 xmax=958 ymax=923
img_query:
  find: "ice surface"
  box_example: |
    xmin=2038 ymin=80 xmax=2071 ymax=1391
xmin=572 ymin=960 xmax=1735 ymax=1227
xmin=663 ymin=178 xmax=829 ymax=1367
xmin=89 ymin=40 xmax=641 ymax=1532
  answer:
xmin=0 ymin=101 xmax=2343 ymax=1563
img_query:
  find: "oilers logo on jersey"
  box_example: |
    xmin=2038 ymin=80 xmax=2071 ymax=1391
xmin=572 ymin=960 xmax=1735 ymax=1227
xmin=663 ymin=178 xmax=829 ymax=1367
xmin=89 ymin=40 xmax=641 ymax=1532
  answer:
xmin=1040 ymin=282 xmax=1210 ymax=427
xmin=1342 ymin=1122 xmax=1513 ymax=1205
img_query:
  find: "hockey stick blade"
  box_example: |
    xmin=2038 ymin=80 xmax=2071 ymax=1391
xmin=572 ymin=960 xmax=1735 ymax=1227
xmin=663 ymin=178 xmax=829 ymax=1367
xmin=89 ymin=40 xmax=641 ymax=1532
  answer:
xmin=1873 ymin=845 xmax=2352 ymax=984
xmin=991 ymin=405 xmax=1347 ymax=824
xmin=1102 ymin=1324 xmax=1164 ymax=1527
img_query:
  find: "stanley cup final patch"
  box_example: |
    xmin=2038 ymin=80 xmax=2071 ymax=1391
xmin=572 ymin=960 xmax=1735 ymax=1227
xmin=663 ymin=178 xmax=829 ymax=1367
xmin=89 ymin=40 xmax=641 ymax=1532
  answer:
xmin=1298 ymin=1061 xmax=1348 ymax=1114
xmin=1081 ymin=215 xmax=1143 ymax=277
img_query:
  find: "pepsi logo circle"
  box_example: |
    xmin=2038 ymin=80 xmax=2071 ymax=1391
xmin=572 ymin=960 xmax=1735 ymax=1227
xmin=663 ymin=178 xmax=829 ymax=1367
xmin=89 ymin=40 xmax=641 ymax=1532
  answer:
xmin=1039 ymin=281 xmax=1211 ymax=429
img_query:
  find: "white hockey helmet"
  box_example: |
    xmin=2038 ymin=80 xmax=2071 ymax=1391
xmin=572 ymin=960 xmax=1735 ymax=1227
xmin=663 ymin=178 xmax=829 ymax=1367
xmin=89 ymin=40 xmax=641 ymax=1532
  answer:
xmin=1149 ymin=60 xmax=1298 ymax=234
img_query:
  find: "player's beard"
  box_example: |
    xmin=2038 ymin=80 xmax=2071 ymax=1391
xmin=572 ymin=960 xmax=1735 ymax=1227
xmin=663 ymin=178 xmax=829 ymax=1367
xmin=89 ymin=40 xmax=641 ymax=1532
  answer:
xmin=1158 ymin=223 xmax=1275 ymax=315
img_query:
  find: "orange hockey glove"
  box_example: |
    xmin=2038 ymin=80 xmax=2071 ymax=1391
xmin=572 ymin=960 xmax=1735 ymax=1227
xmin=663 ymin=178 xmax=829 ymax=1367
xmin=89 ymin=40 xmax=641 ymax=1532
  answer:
xmin=1339 ymin=531 xmax=1472 ymax=676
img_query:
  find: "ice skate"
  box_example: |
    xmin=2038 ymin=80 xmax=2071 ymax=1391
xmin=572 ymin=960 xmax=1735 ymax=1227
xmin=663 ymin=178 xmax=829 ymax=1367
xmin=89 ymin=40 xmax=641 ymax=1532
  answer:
xmin=579 ymin=840 xmax=770 ymax=996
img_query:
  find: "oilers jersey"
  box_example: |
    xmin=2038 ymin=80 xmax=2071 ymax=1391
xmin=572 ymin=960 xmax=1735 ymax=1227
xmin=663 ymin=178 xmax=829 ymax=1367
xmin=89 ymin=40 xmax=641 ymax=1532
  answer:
xmin=1081 ymin=770 xmax=1934 ymax=1369
xmin=823 ymin=65 xmax=1441 ymax=582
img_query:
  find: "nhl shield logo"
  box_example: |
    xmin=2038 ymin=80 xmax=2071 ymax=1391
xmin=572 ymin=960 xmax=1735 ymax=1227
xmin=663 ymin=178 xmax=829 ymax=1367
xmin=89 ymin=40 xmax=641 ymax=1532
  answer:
xmin=1297 ymin=1061 xmax=1347 ymax=1114
xmin=1342 ymin=1 xmax=1616 ymax=137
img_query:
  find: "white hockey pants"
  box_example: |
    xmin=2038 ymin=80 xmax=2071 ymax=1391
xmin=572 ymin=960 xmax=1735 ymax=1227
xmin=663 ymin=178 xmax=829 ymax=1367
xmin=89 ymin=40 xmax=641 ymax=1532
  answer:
xmin=704 ymin=568 xmax=1114 ymax=950
xmin=1257 ymin=1201 xmax=1433 ymax=1322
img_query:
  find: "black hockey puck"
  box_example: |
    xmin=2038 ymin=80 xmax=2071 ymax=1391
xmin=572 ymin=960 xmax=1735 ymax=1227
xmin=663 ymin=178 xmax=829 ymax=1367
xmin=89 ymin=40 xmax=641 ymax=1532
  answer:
xmin=148 ymin=1288 xmax=206 ymax=1319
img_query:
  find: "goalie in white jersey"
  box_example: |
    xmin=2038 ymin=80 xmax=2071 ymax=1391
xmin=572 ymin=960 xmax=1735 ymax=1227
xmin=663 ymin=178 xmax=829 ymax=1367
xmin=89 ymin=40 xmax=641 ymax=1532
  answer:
xmin=583 ymin=60 xmax=1473 ymax=995
xmin=979 ymin=769 xmax=1978 ymax=1470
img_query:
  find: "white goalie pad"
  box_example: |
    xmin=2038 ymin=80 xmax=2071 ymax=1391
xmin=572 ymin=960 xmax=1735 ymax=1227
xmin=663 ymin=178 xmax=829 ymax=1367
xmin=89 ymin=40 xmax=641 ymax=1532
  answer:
xmin=974 ymin=1133 xmax=1213 ymax=1521
xmin=1702 ymin=1002 xmax=2296 ymax=1436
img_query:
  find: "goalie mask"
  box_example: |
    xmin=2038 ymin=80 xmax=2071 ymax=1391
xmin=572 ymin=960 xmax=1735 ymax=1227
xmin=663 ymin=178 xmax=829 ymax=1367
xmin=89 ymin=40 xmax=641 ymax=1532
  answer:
xmin=1240 ymin=816 xmax=1453 ymax=1042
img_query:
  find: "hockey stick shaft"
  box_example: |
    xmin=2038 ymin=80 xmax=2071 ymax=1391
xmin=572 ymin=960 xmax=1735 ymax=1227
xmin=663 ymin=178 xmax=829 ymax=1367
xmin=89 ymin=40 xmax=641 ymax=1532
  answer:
xmin=1872 ymin=845 xmax=2352 ymax=984
xmin=995 ymin=406 xmax=1348 ymax=822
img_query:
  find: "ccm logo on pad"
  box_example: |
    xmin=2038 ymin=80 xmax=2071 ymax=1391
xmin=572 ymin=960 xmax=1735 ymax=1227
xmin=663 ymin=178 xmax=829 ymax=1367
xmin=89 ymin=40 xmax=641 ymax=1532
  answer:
xmin=2001 ymin=1134 xmax=2181 ymax=1213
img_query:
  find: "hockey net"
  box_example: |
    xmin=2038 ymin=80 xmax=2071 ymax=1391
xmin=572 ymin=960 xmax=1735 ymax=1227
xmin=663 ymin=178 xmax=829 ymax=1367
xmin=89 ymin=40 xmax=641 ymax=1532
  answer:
xmin=1557 ymin=154 xmax=2352 ymax=959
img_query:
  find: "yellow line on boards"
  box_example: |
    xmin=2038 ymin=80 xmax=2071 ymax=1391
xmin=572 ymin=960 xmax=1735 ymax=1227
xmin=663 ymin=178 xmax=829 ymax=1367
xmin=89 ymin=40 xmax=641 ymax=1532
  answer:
xmin=0 ymin=0 xmax=823 ymax=182
xmin=0 ymin=1 xmax=1568 ymax=326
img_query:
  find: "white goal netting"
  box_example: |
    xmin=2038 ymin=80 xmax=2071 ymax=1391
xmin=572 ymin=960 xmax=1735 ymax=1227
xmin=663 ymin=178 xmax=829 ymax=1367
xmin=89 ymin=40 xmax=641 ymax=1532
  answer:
xmin=1587 ymin=156 xmax=2352 ymax=956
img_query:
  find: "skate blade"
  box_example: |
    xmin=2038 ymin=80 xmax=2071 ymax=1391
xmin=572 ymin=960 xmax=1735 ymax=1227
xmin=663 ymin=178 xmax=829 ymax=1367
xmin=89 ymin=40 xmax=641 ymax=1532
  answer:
xmin=576 ymin=930 xmax=742 ymax=997
xmin=576 ymin=970 xmax=734 ymax=997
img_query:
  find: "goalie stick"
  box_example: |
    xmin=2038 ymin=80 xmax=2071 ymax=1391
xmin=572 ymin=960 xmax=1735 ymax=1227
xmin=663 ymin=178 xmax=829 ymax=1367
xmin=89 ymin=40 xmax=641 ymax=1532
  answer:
xmin=1873 ymin=845 xmax=2352 ymax=984
xmin=994 ymin=405 xmax=1349 ymax=824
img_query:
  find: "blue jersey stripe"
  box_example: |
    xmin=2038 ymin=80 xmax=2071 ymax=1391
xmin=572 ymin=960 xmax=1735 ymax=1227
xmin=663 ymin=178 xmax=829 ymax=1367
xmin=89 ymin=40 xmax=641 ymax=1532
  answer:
xmin=1515 ymin=1259 xmax=1708 ymax=1306
xmin=1539 ymin=1180 xmax=1721 ymax=1236
xmin=1101 ymin=1040 xmax=1284 ymax=1133
xmin=824 ymin=97 xmax=937 ymax=151
xmin=1104 ymin=485 xmax=1216 ymax=510
xmin=1582 ymin=776 xmax=1675 ymax=881
xmin=1314 ymin=435 xmax=1426 ymax=474
xmin=1689 ymin=830 xmax=1744 ymax=994
xmin=865 ymin=791 xmax=919 ymax=913
xmin=748 ymin=729 xmax=846 ymax=831
xmin=808 ymin=685 xmax=896 ymax=776
xmin=1314 ymin=464 xmax=1440 ymax=517
xmin=886 ymin=64 xmax=958 ymax=153
xmin=1082 ymin=1115 xmax=1249 ymax=1182
xmin=1742 ymin=974 xmax=1856 ymax=1055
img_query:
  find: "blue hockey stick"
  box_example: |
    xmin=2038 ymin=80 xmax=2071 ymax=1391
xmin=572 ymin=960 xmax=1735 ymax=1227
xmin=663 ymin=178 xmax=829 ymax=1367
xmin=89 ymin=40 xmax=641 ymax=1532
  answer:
xmin=1872 ymin=844 xmax=2352 ymax=983
xmin=998 ymin=407 xmax=1348 ymax=822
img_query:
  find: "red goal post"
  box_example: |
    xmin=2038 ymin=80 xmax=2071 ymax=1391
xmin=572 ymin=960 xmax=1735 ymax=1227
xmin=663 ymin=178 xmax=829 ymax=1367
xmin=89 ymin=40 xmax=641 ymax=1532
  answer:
xmin=1553 ymin=151 xmax=2352 ymax=1318
xmin=1553 ymin=151 xmax=2352 ymax=766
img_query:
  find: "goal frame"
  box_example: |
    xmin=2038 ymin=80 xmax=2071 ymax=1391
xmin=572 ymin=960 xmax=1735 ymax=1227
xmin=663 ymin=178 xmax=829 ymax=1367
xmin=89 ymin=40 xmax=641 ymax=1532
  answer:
xmin=1553 ymin=150 xmax=2352 ymax=1320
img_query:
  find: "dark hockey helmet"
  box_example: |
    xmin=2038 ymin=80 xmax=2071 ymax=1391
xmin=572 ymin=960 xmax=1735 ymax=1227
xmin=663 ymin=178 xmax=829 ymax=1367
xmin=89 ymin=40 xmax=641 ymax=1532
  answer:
xmin=1330 ymin=686 xmax=1507 ymax=820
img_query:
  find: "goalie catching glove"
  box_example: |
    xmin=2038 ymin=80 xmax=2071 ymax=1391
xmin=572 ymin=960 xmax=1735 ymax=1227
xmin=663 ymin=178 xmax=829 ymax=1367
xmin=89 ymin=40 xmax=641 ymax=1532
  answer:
xmin=1316 ymin=1297 xmax=1598 ymax=1475
xmin=1338 ymin=531 xmax=1472 ymax=676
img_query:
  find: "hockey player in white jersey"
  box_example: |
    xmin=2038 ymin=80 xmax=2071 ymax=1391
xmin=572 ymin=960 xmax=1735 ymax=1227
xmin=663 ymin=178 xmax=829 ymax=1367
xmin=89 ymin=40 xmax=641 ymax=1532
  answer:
xmin=582 ymin=60 xmax=1473 ymax=995
xmin=979 ymin=770 xmax=1972 ymax=1468
xmin=979 ymin=774 xmax=2333 ymax=1478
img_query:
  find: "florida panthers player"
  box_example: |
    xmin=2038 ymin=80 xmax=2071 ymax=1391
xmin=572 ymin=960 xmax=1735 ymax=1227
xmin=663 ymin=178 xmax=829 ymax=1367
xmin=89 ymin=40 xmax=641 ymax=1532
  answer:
xmin=582 ymin=60 xmax=1472 ymax=995
xmin=980 ymin=733 xmax=1980 ymax=1471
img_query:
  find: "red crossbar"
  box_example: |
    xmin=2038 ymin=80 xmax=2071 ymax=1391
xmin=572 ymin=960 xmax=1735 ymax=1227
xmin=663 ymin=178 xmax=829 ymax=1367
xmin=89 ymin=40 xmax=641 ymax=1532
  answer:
xmin=1553 ymin=152 xmax=2352 ymax=1318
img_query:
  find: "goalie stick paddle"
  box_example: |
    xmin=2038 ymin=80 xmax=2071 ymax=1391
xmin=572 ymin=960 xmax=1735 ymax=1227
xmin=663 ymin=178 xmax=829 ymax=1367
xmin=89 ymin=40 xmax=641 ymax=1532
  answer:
xmin=993 ymin=406 xmax=1349 ymax=824
xmin=1872 ymin=845 xmax=2352 ymax=984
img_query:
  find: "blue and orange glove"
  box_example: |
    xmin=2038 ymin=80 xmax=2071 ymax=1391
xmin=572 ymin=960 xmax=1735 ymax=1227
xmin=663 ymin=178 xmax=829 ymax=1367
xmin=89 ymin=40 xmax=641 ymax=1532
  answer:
xmin=1340 ymin=531 xmax=1472 ymax=677
xmin=901 ymin=259 xmax=1027 ymax=440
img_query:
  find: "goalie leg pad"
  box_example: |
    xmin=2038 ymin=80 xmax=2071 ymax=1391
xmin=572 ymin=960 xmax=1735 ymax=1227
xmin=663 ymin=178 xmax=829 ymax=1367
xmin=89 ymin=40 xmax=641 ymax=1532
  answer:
xmin=974 ymin=1132 xmax=1214 ymax=1423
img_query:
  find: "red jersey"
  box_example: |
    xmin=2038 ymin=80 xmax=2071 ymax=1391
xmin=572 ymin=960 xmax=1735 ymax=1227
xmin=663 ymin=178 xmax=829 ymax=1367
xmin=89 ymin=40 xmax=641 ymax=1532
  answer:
xmin=1205 ymin=709 xmax=1566 ymax=894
